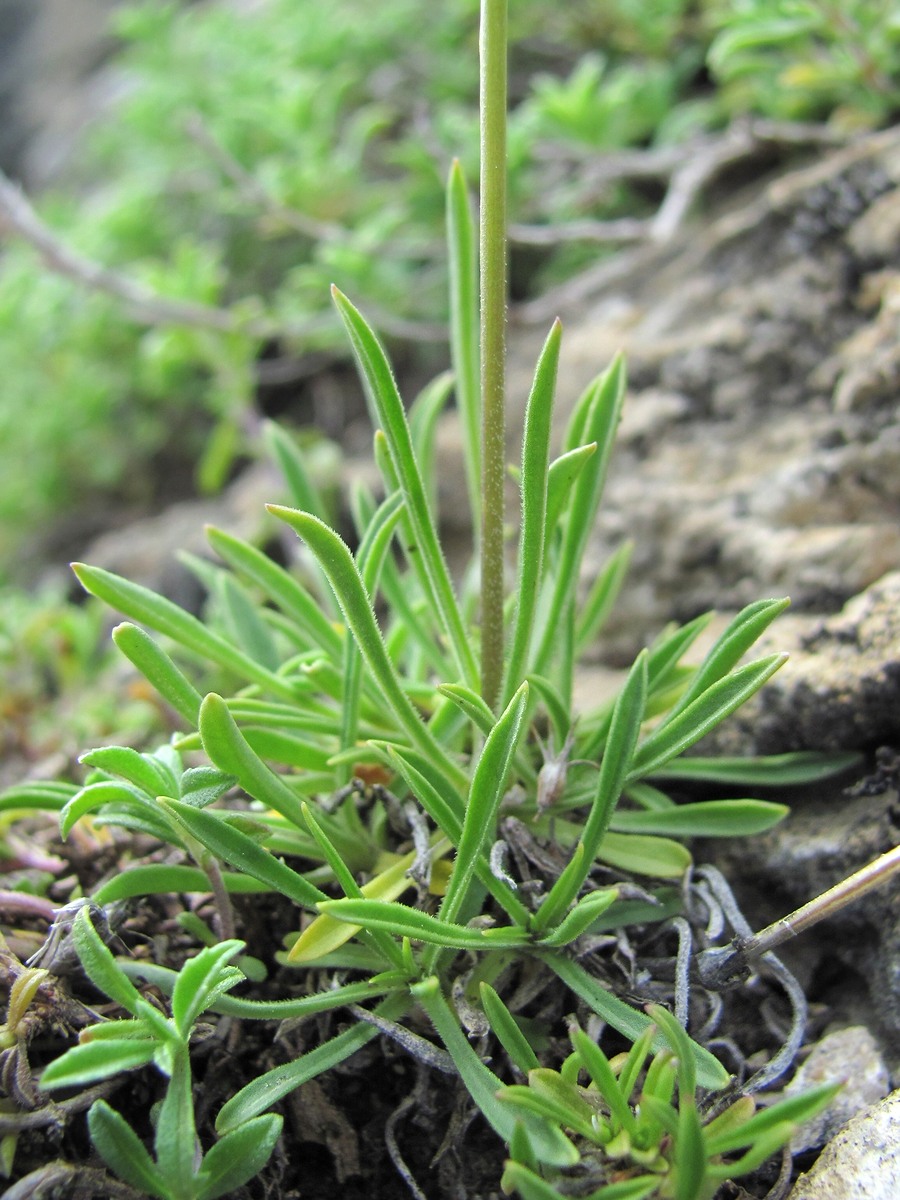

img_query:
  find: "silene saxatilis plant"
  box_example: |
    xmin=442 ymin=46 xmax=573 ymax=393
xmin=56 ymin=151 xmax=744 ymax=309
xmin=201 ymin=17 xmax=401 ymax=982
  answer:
xmin=2 ymin=2 xmax=858 ymax=1197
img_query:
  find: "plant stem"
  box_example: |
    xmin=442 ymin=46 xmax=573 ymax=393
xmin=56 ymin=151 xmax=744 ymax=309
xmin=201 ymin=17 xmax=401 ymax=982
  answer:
xmin=479 ymin=0 xmax=508 ymax=711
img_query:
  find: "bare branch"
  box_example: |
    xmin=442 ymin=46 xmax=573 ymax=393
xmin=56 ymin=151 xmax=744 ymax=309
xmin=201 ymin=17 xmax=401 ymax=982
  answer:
xmin=0 ymin=169 xmax=446 ymax=345
xmin=184 ymin=113 xmax=345 ymax=243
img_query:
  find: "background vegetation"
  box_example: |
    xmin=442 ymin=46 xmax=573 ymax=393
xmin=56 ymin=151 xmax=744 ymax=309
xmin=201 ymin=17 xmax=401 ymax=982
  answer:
xmin=0 ymin=0 xmax=897 ymax=584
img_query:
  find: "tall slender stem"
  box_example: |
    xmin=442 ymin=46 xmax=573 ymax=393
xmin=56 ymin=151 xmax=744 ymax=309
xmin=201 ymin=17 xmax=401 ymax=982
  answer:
xmin=479 ymin=0 xmax=508 ymax=711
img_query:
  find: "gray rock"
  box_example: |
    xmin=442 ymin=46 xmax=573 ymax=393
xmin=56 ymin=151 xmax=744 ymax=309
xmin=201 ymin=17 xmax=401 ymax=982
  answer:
xmin=787 ymin=1089 xmax=900 ymax=1200
xmin=501 ymin=127 xmax=900 ymax=665
xmin=786 ymin=1027 xmax=890 ymax=1154
xmin=700 ymin=571 xmax=900 ymax=755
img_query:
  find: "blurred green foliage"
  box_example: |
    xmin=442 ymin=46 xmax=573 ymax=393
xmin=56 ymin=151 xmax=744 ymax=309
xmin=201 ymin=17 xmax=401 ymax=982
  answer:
xmin=0 ymin=0 xmax=897 ymax=583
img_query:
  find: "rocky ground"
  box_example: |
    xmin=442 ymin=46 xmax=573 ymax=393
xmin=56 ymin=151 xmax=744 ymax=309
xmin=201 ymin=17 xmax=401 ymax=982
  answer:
xmin=60 ymin=123 xmax=900 ymax=1198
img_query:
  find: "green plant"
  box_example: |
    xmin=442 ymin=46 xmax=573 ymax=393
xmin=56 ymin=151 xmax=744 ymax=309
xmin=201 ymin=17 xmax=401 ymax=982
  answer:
xmin=0 ymin=2 xmax=862 ymax=1196
xmin=497 ymin=1003 xmax=837 ymax=1199
xmin=3 ymin=0 xmax=898 ymax=582
xmin=706 ymin=0 xmax=900 ymax=129
xmin=40 ymin=907 xmax=282 ymax=1200
xmin=0 ymin=584 xmax=164 ymax=755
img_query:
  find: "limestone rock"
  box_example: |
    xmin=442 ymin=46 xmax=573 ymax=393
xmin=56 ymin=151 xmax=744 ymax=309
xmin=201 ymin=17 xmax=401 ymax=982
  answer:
xmin=787 ymin=1090 xmax=900 ymax=1200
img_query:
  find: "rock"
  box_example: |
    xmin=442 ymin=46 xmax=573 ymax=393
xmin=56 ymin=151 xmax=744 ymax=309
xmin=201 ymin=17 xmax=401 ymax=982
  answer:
xmin=785 ymin=1027 xmax=890 ymax=1154
xmin=700 ymin=572 xmax=900 ymax=755
xmin=501 ymin=126 xmax=900 ymax=664
xmin=786 ymin=1089 xmax=900 ymax=1200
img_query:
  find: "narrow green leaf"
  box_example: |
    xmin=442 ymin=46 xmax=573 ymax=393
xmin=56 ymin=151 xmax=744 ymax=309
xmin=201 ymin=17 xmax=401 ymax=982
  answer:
xmin=319 ymin=898 xmax=528 ymax=950
xmin=499 ymin=1074 xmax=597 ymax=1141
xmin=408 ymin=372 xmax=454 ymax=511
xmin=41 ymin=1039 xmax=157 ymax=1090
xmin=437 ymin=683 xmax=497 ymax=737
xmin=80 ymin=746 xmax=178 ymax=799
xmin=610 ymin=799 xmax=788 ymax=838
xmin=537 ymin=888 xmax=620 ymax=948
xmin=71 ymin=562 xmax=298 ymax=701
xmin=437 ymin=682 xmax=529 ymax=928
xmin=661 ymin=599 xmax=789 ymax=727
xmin=648 ymin=1003 xmax=697 ymax=1098
xmin=196 ymin=1115 xmax=283 ymax=1200
xmin=704 ymin=1082 xmax=841 ymax=1157
xmin=630 ymin=654 xmax=788 ymax=779
xmin=479 ymin=983 xmax=540 ymax=1074
xmin=331 ymin=287 xmax=478 ymax=690
xmin=504 ymin=320 xmax=562 ymax=703
xmin=572 ymin=1028 xmax=636 ymax=1134
xmin=502 ymin=1163 xmax=656 ymax=1200
xmin=542 ymin=954 xmax=729 ymax=1091
xmin=87 ymin=1101 xmax=168 ymax=1200
xmin=534 ymin=653 xmax=646 ymax=931
xmin=111 ymin=622 xmax=203 ymax=725
xmin=206 ymin=525 xmax=343 ymax=661
xmin=0 ymin=780 xmax=76 ymax=813
xmin=179 ymin=766 xmax=237 ymax=808
xmin=534 ymin=355 xmax=626 ymax=678
xmin=266 ymin=507 xmax=467 ymax=790
xmin=150 ymin=1048 xmax=197 ymax=1184
xmin=171 ymin=941 xmax=245 ymax=1038
xmin=412 ymin=977 xmax=578 ymax=1167
xmin=674 ymin=1102 xmax=707 ymax=1200
xmin=263 ymin=420 xmax=330 ymax=519
xmin=526 ymin=674 xmax=571 ymax=750
xmin=216 ymin=993 xmax=409 ymax=1132
xmin=575 ymin=540 xmax=633 ymax=654
xmin=218 ymin=573 xmax=280 ymax=672
xmin=93 ymin=865 xmax=269 ymax=905
xmin=71 ymin=906 xmax=143 ymax=1015
xmin=160 ymin=797 xmax=326 ymax=911
xmin=198 ymin=693 xmax=308 ymax=827
xmin=650 ymin=750 xmax=862 ymax=787
xmin=544 ymin=442 xmax=596 ymax=548
xmin=59 ymin=781 xmax=159 ymax=841
xmin=598 ymin=831 xmax=692 ymax=878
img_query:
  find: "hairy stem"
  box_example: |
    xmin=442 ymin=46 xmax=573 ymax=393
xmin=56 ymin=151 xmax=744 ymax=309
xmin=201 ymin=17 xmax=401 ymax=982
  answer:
xmin=479 ymin=0 xmax=508 ymax=711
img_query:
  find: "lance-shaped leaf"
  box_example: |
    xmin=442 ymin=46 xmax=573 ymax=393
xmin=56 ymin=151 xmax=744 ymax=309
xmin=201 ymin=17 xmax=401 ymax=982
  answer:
xmin=195 ymin=1114 xmax=283 ymax=1200
xmin=317 ymin=898 xmax=530 ymax=950
xmin=542 ymin=953 xmax=729 ymax=1091
xmin=659 ymin=598 xmax=789 ymax=728
xmin=71 ymin=905 xmax=143 ymax=1015
xmin=533 ymin=652 xmax=646 ymax=932
xmin=159 ymin=797 xmax=326 ymax=911
xmin=412 ymin=976 xmax=578 ymax=1167
xmin=267 ymin=506 xmax=467 ymax=791
xmin=331 ymin=287 xmax=478 ymax=690
xmin=629 ymin=654 xmax=788 ymax=780
xmin=216 ymin=993 xmax=410 ymax=1132
xmin=544 ymin=442 xmax=596 ymax=548
xmin=437 ymin=682 xmax=529 ymax=929
xmin=112 ymin=622 xmax=203 ymax=726
xmin=533 ymin=355 xmax=626 ymax=678
xmin=650 ymin=750 xmax=862 ymax=787
xmin=503 ymin=320 xmax=562 ymax=704
xmin=79 ymin=746 xmax=178 ymax=799
xmin=205 ymin=525 xmax=343 ymax=662
xmin=610 ymin=799 xmax=788 ymax=838
xmin=479 ymin=982 xmax=541 ymax=1074
xmin=88 ymin=1102 xmax=169 ymax=1200
xmin=71 ymin=563 xmax=297 ymax=701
